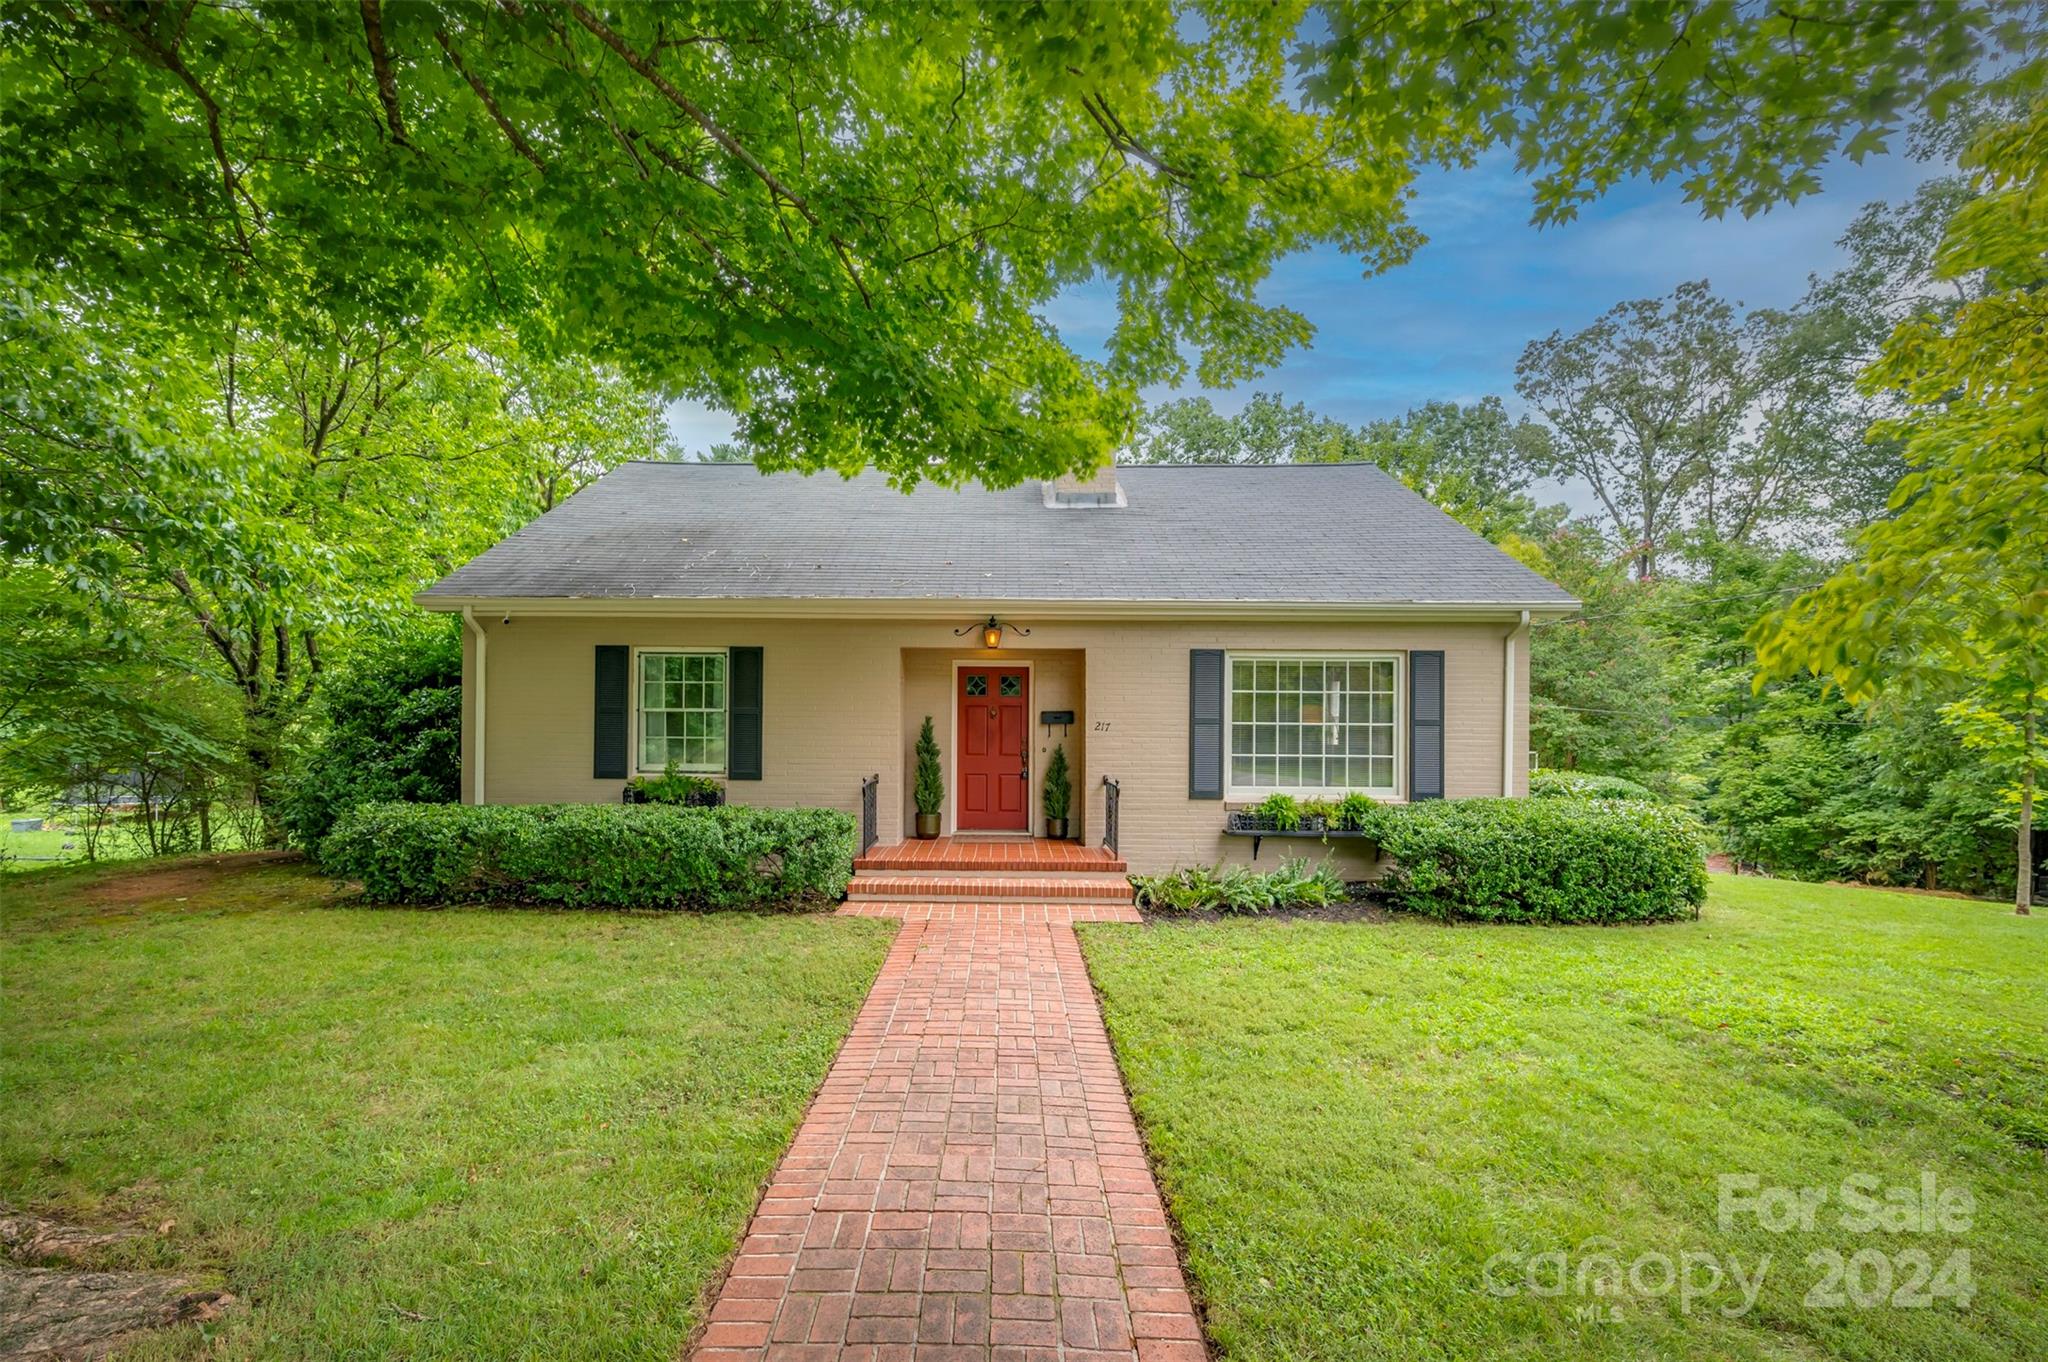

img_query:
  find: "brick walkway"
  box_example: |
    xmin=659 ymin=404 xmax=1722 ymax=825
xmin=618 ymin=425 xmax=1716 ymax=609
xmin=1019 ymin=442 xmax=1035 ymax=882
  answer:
xmin=692 ymin=906 xmax=1204 ymax=1362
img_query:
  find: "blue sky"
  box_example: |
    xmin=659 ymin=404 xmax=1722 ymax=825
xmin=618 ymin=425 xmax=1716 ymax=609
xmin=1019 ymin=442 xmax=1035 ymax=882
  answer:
xmin=664 ymin=147 xmax=1943 ymax=454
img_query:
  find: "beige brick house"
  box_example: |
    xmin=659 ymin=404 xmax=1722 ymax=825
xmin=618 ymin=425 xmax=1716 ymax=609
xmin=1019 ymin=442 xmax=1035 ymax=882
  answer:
xmin=418 ymin=461 xmax=1576 ymax=876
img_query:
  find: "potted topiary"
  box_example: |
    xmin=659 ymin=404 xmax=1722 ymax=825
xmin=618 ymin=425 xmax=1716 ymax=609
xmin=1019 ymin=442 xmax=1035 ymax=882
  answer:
xmin=1042 ymin=743 xmax=1071 ymax=840
xmin=913 ymin=716 xmax=944 ymax=838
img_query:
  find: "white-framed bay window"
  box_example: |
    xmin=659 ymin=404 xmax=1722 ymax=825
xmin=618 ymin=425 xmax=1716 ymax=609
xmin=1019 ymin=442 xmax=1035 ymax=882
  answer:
xmin=1227 ymin=652 xmax=1400 ymax=798
xmin=635 ymin=649 xmax=727 ymax=773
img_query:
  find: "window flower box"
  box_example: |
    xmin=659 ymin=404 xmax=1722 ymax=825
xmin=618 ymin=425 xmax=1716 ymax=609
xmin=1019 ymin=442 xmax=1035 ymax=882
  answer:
xmin=1227 ymin=809 xmax=1328 ymax=835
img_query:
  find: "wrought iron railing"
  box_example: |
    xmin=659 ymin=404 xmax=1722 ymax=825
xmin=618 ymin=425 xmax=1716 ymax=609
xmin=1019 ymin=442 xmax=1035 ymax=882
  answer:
xmin=1101 ymin=776 xmax=1120 ymax=857
xmin=859 ymin=773 xmax=879 ymax=855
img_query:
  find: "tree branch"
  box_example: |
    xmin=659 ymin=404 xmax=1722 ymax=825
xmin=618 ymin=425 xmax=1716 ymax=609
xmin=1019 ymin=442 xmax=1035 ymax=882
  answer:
xmin=86 ymin=0 xmax=254 ymax=256
xmin=359 ymin=0 xmax=412 ymax=146
xmin=435 ymin=27 xmax=545 ymax=172
xmin=558 ymin=2 xmax=873 ymax=307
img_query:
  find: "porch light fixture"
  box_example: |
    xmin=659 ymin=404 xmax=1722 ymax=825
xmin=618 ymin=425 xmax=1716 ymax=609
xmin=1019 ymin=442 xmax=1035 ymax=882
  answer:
xmin=955 ymin=615 xmax=1030 ymax=650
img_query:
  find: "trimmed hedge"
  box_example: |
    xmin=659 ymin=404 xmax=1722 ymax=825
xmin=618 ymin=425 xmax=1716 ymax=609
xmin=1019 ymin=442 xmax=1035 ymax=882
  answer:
xmin=1528 ymin=770 xmax=1659 ymax=802
xmin=1372 ymin=797 xmax=1707 ymax=924
xmin=321 ymin=802 xmax=855 ymax=909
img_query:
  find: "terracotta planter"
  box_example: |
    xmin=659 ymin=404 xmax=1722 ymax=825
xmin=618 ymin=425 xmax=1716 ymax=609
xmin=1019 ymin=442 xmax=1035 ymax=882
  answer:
xmin=1044 ymin=817 xmax=1069 ymax=840
xmin=915 ymin=812 xmax=942 ymax=840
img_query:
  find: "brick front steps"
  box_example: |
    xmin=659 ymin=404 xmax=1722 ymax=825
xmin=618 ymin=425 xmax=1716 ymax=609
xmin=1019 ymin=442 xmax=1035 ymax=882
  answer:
xmin=690 ymin=907 xmax=1199 ymax=1361
xmin=854 ymin=836 xmax=1127 ymax=874
xmin=845 ymin=872 xmax=1136 ymax=907
xmin=836 ymin=901 xmax=1144 ymax=925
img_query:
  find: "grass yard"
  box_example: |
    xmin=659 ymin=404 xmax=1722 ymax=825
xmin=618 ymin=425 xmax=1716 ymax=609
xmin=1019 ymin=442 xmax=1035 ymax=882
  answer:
xmin=1080 ymin=877 xmax=2047 ymax=1362
xmin=0 ymin=855 xmax=892 ymax=1360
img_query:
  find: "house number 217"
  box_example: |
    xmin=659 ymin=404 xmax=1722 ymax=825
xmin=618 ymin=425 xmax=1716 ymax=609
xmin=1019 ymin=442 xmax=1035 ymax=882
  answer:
xmin=1094 ymin=721 xmax=1111 ymax=731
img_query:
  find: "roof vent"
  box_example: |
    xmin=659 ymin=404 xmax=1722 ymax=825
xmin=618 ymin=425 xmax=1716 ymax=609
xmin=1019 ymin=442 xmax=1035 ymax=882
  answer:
xmin=1042 ymin=465 xmax=1126 ymax=509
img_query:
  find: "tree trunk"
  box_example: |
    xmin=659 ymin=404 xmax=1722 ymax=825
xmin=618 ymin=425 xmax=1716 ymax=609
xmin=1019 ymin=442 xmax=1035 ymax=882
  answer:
xmin=2018 ymin=710 xmax=2034 ymax=916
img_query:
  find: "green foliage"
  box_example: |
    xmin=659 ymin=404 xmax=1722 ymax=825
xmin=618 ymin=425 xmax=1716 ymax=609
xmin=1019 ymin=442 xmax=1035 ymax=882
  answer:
xmin=1753 ymin=98 xmax=2048 ymax=910
xmin=913 ymin=717 xmax=944 ymax=817
xmin=1515 ymin=526 xmax=1685 ymax=786
xmin=1704 ymin=688 xmax=1861 ymax=879
xmin=280 ymin=624 xmax=462 ymax=854
xmin=0 ymin=278 xmax=668 ymax=832
xmin=625 ymin=762 xmax=726 ymax=808
xmin=1042 ymin=744 xmax=1071 ymax=822
xmin=1299 ymin=798 xmax=1339 ymax=826
xmin=1131 ymin=857 xmax=1347 ymax=915
xmin=1261 ymin=857 xmax=1347 ymax=910
xmin=1705 ymin=691 xmax=2018 ymax=894
xmin=1529 ymin=770 xmax=1658 ymax=802
xmin=1333 ymin=791 xmax=1379 ymax=832
xmin=2 ymin=2 xmax=2028 ymax=486
xmin=321 ymin=803 xmax=855 ymax=910
xmin=1515 ymin=282 xmax=1751 ymax=578
xmin=1128 ymin=393 xmax=1566 ymax=540
xmin=0 ymin=565 xmax=247 ymax=858
xmin=1252 ymin=792 xmax=1304 ymax=831
xmin=1373 ymin=798 xmax=1708 ymax=925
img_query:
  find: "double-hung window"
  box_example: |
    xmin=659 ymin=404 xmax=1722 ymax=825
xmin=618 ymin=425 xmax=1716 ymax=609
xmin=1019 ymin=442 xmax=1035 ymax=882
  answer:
xmin=1228 ymin=654 xmax=1399 ymax=797
xmin=637 ymin=650 xmax=727 ymax=772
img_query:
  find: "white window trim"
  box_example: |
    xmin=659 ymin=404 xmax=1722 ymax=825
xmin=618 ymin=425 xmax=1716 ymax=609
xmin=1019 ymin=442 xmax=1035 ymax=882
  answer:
xmin=1223 ymin=650 xmax=1404 ymax=802
xmin=632 ymin=646 xmax=729 ymax=775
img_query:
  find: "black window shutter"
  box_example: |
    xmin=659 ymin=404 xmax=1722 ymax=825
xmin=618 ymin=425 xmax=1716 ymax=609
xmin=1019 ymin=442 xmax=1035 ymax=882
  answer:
xmin=728 ymin=646 xmax=763 ymax=780
xmin=1410 ymin=650 xmax=1445 ymax=801
xmin=1189 ymin=649 xmax=1224 ymax=800
xmin=593 ymin=645 xmax=629 ymax=779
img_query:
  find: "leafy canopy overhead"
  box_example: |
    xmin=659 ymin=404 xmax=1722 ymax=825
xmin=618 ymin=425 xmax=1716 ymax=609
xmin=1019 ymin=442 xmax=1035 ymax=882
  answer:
xmin=3 ymin=1 xmax=2033 ymax=485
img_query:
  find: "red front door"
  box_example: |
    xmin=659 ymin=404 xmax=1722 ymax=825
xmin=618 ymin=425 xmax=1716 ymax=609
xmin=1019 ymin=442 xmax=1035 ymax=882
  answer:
xmin=957 ymin=667 xmax=1029 ymax=831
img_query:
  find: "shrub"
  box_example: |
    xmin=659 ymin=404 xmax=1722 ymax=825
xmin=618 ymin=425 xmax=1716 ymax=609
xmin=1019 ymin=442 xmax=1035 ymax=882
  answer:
xmin=1529 ymin=770 xmax=1658 ymax=802
xmin=913 ymin=717 xmax=944 ymax=817
xmin=1373 ymin=797 xmax=1706 ymax=925
xmin=282 ymin=623 xmax=462 ymax=853
xmin=1043 ymin=743 xmax=1071 ymax=822
xmin=321 ymin=802 xmax=855 ymax=909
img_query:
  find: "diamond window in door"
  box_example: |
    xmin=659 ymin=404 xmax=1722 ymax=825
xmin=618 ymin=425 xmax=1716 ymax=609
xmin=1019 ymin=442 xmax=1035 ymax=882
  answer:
xmin=964 ymin=674 xmax=987 ymax=696
xmin=999 ymin=674 xmax=1021 ymax=697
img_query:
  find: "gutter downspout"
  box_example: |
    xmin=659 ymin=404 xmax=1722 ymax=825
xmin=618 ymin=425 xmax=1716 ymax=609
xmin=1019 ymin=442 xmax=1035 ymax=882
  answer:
xmin=462 ymin=607 xmax=486 ymax=805
xmin=1504 ymin=609 xmax=1529 ymax=796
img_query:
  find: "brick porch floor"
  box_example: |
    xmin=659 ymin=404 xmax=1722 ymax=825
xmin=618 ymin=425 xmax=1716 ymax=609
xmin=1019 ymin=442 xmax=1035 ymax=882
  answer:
xmin=853 ymin=837 xmax=1126 ymax=873
xmin=691 ymin=905 xmax=1203 ymax=1362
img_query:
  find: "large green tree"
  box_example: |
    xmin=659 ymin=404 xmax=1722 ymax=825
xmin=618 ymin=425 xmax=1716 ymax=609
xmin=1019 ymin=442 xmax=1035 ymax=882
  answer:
xmin=0 ymin=283 xmax=667 ymax=832
xmin=2 ymin=1 xmax=2032 ymax=488
xmin=1754 ymin=99 xmax=2048 ymax=913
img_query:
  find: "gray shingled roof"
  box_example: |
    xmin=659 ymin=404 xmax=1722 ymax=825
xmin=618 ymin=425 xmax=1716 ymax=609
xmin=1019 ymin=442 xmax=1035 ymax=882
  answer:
xmin=420 ymin=461 xmax=1576 ymax=609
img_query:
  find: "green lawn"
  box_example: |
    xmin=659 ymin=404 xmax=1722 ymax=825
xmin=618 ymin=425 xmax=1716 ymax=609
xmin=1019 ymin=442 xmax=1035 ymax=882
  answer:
xmin=1080 ymin=877 xmax=2047 ymax=1362
xmin=0 ymin=855 xmax=892 ymax=1360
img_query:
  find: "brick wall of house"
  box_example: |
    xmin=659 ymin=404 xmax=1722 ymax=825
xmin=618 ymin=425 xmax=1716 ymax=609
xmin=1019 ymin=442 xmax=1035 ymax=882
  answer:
xmin=459 ymin=612 xmax=1530 ymax=876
